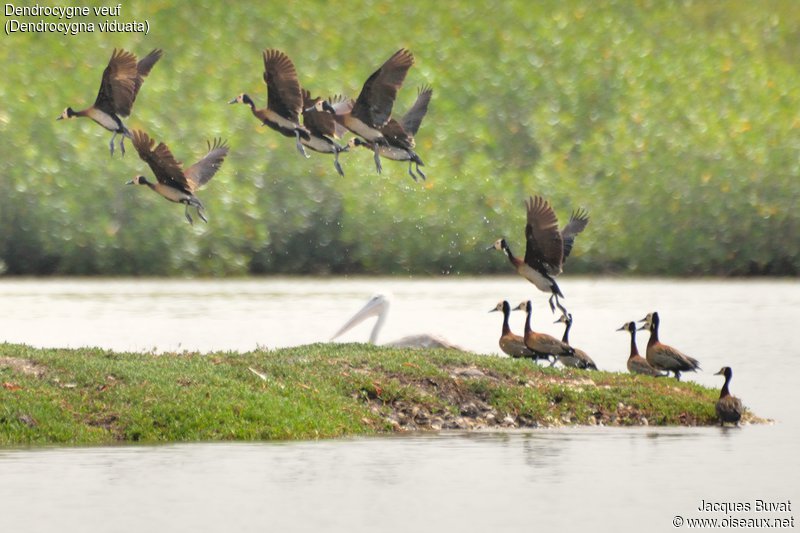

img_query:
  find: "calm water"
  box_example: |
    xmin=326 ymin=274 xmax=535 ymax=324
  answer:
xmin=0 ymin=277 xmax=798 ymax=532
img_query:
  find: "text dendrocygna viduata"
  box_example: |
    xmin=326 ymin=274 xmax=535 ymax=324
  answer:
xmin=300 ymin=90 xmax=348 ymax=176
xmin=616 ymin=321 xmax=663 ymax=377
xmin=521 ymin=300 xmax=574 ymax=365
xmin=310 ymin=48 xmax=415 ymax=174
xmin=348 ymin=85 xmax=432 ymax=181
xmin=637 ymin=312 xmax=701 ymax=380
xmin=714 ymin=366 xmax=743 ymax=426
xmin=489 ymin=300 xmax=537 ymax=359
xmin=230 ymin=49 xmax=310 ymax=157
xmin=127 ymin=129 xmax=229 ymax=225
xmin=554 ymin=312 xmax=597 ymax=370
xmin=58 ymin=48 xmax=162 ymax=156
xmin=489 ymin=195 xmax=589 ymax=314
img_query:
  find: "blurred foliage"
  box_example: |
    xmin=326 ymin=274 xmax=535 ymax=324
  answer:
xmin=1 ymin=0 xmax=798 ymax=276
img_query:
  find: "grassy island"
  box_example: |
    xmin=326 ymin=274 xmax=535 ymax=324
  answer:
xmin=0 ymin=343 xmax=762 ymax=446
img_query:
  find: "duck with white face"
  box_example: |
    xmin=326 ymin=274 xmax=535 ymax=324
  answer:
xmin=126 ymin=130 xmax=229 ymax=226
xmin=636 ymin=311 xmax=701 ymax=380
xmin=488 ymin=196 xmax=589 ymax=315
xmin=57 ymin=48 xmax=162 ymax=156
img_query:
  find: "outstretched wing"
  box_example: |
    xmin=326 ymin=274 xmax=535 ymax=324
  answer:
xmin=129 ymin=48 xmax=163 ymax=107
xmin=401 ymin=85 xmax=432 ymax=136
xmin=184 ymin=139 xmax=229 ymax=191
xmin=262 ymin=49 xmax=303 ymax=123
xmin=351 ymin=48 xmax=414 ymax=128
xmin=94 ymin=48 xmax=138 ymax=116
xmin=560 ymin=208 xmax=589 ymax=261
xmin=524 ymin=195 xmax=563 ymax=272
xmin=130 ymin=129 xmax=191 ymax=193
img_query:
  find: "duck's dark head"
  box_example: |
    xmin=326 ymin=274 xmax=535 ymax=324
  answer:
xmin=487 ymin=238 xmax=508 ymax=253
xmin=229 ymin=93 xmax=253 ymax=106
xmin=126 ymin=175 xmax=149 ymax=186
xmin=489 ymin=300 xmax=507 ymax=313
xmin=617 ymin=321 xmax=635 ymax=333
xmin=714 ymin=366 xmax=733 ymax=379
xmin=57 ymin=107 xmax=75 ymax=121
xmin=555 ymin=312 xmax=573 ymax=326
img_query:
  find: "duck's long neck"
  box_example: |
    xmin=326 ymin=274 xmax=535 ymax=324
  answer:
xmin=561 ymin=321 xmax=571 ymax=344
xmin=629 ymin=329 xmax=639 ymax=358
xmin=524 ymin=307 xmax=533 ymax=336
xmin=502 ymin=241 xmax=519 ymax=266
xmin=502 ymin=307 xmax=512 ymax=336
xmin=720 ymin=373 xmax=732 ymax=399
xmin=647 ymin=322 xmax=659 ymax=347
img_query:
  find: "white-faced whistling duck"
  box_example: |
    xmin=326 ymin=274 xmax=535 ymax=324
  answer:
xmin=637 ymin=312 xmax=701 ymax=381
xmin=714 ymin=366 xmax=743 ymax=426
xmin=521 ymin=300 xmax=574 ymax=365
xmin=300 ymin=89 xmax=348 ymax=176
xmin=310 ymin=48 xmax=415 ymax=174
xmin=58 ymin=48 xmax=163 ymax=157
xmin=330 ymin=293 xmax=462 ymax=349
xmin=554 ymin=313 xmax=597 ymax=370
xmin=616 ymin=321 xmax=663 ymax=377
xmin=348 ymin=85 xmax=432 ymax=181
xmin=489 ymin=195 xmax=589 ymax=315
xmin=489 ymin=300 xmax=537 ymax=359
xmin=127 ymin=129 xmax=229 ymax=225
xmin=230 ymin=49 xmax=311 ymax=157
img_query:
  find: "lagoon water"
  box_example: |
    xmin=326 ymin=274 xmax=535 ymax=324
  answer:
xmin=0 ymin=277 xmax=798 ymax=531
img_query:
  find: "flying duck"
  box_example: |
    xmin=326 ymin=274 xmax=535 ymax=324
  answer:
xmin=637 ymin=312 xmax=701 ymax=380
xmin=616 ymin=321 xmax=663 ymax=377
xmin=714 ymin=366 xmax=743 ymax=426
xmin=521 ymin=300 xmax=574 ymax=365
xmin=489 ymin=195 xmax=589 ymax=314
xmin=347 ymin=85 xmax=432 ymax=181
xmin=300 ymin=90 xmax=348 ymax=176
xmin=58 ymin=48 xmax=163 ymax=156
xmin=489 ymin=300 xmax=538 ymax=359
xmin=230 ymin=49 xmax=310 ymax=157
xmin=127 ymin=129 xmax=228 ymax=225
xmin=554 ymin=313 xmax=597 ymax=370
xmin=310 ymin=48 xmax=415 ymax=174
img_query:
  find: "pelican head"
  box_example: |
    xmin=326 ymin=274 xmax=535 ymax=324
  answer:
xmin=331 ymin=293 xmax=391 ymax=344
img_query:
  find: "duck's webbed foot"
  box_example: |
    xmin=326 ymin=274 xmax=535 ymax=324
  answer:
xmin=109 ymin=133 xmax=117 ymax=156
xmin=550 ymin=294 xmax=568 ymax=316
xmin=295 ymin=131 xmax=309 ymax=158
xmin=184 ymin=204 xmax=194 ymax=226
xmin=415 ymin=162 xmax=427 ymax=181
xmin=407 ymin=161 xmax=418 ymax=181
xmin=372 ymin=145 xmax=383 ymax=174
xmin=333 ymin=149 xmax=344 ymax=177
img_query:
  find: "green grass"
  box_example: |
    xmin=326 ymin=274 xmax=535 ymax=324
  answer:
xmin=0 ymin=343 xmax=760 ymax=446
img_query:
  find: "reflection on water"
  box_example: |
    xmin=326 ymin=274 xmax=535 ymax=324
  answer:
xmin=0 ymin=278 xmax=798 ymax=531
xmin=0 ymin=427 xmax=794 ymax=533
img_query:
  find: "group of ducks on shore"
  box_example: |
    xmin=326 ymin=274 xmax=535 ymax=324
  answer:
xmin=58 ymin=47 xmax=430 ymax=224
xmin=488 ymin=195 xmax=743 ymax=426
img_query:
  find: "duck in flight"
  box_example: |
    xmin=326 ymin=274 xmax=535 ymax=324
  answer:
xmin=58 ymin=48 xmax=162 ymax=156
xmin=489 ymin=195 xmax=589 ymax=314
xmin=230 ymin=49 xmax=310 ymax=157
xmin=127 ymin=129 xmax=229 ymax=225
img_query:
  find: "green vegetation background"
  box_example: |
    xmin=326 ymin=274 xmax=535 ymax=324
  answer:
xmin=1 ymin=0 xmax=798 ymax=277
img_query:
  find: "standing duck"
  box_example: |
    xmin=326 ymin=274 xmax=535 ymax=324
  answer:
xmin=637 ymin=312 xmax=701 ymax=380
xmin=714 ymin=366 xmax=743 ymax=426
xmin=300 ymin=90 xmax=348 ymax=176
xmin=127 ymin=129 xmax=229 ymax=225
xmin=310 ymin=48 xmax=415 ymax=174
xmin=230 ymin=49 xmax=310 ymax=157
xmin=521 ymin=300 xmax=574 ymax=365
xmin=348 ymin=85 xmax=432 ymax=181
xmin=489 ymin=195 xmax=589 ymax=314
xmin=554 ymin=313 xmax=597 ymax=370
xmin=616 ymin=322 xmax=663 ymax=377
xmin=58 ymin=48 xmax=163 ymax=156
xmin=489 ymin=300 xmax=537 ymax=359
